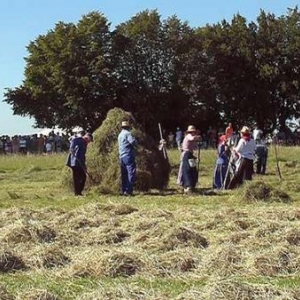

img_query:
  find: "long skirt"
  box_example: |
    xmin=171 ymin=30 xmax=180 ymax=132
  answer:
xmin=227 ymin=157 xmax=253 ymax=189
xmin=177 ymin=151 xmax=198 ymax=188
xmin=213 ymin=163 xmax=228 ymax=189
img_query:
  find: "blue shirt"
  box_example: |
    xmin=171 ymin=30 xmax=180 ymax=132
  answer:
xmin=66 ymin=137 xmax=87 ymax=168
xmin=118 ymin=129 xmax=137 ymax=158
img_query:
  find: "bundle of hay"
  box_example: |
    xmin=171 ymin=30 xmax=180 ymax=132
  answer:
xmin=242 ymin=181 xmax=291 ymax=203
xmin=86 ymin=108 xmax=170 ymax=193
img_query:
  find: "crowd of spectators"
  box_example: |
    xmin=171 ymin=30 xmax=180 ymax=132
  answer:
xmin=0 ymin=131 xmax=72 ymax=155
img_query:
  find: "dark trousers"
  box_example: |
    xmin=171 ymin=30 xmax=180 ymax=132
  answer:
xmin=71 ymin=166 xmax=86 ymax=196
xmin=227 ymin=157 xmax=253 ymax=189
xmin=120 ymin=156 xmax=136 ymax=195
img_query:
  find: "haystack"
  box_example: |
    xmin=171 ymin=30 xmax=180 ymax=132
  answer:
xmin=86 ymin=108 xmax=170 ymax=193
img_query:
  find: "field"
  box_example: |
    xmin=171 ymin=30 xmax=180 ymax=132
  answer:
xmin=1 ymin=147 xmax=300 ymax=299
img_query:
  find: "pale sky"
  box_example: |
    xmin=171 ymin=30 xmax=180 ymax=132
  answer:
xmin=0 ymin=0 xmax=298 ymax=135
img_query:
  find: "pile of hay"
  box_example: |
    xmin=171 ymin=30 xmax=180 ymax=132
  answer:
xmin=86 ymin=108 xmax=170 ymax=193
xmin=242 ymin=181 xmax=291 ymax=203
xmin=0 ymin=251 xmax=25 ymax=273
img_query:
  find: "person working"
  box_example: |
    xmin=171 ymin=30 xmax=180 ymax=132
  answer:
xmin=66 ymin=132 xmax=93 ymax=196
xmin=118 ymin=120 xmax=137 ymax=196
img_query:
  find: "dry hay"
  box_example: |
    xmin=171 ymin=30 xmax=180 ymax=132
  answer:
xmin=0 ymin=284 xmax=15 ymax=300
xmin=203 ymin=244 xmax=243 ymax=276
xmin=77 ymin=284 xmax=169 ymax=300
xmin=18 ymin=290 xmax=58 ymax=300
xmin=242 ymin=181 xmax=291 ymax=203
xmin=42 ymin=246 xmax=71 ymax=269
xmin=286 ymin=229 xmax=300 ymax=246
xmin=2 ymin=223 xmax=56 ymax=244
xmin=201 ymin=279 xmax=297 ymax=300
xmin=85 ymin=107 xmax=170 ymax=193
xmin=69 ymin=250 xmax=142 ymax=278
xmin=253 ymin=246 xmax=300 ymax=276
xmin=154 ymin=249 xmax=198 ymax=276
xmin=0 ymin=251 xmax=26 ymax=272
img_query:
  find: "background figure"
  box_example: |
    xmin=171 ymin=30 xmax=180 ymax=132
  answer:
xmin=66 ymin=132 xmax=93 ymax=196
xmin=255 ymin=139 xmax=268 ymax=174
xmin=253 ymin=125 xmax=263 ymax=142
xmin=118 ymin=120 xmax=137 ymax=196
xmin=175 ymin=127 xmax=183 ymax=151
xmin=227 ymin=126 xmax=256 ymax=189
xmin=177 ymin=125 xmax=201 ymax=194
xmin=213 ymin=135 xmax=230 ymax=189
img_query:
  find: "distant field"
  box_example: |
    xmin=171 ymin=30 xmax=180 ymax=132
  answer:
xmin=0 ymin=147 xmax=300 ymax=299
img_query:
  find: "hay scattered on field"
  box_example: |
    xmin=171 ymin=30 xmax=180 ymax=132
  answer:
xmin=201 ymin=279 xmax=295 ymax=300
xmin=3 ymin=223 xmax=56 ymax=244
xmin=42 ymin=246 xmax=71 ymax=269
xmin=242 ymin=181 xmax=291 ymax=203
xmin=19 ymin=290 xmax=58 ymax=300
xmin=154 ymin=249 xmax=198 ymax=276
xmin=69 ymin=250 xmax=142 ymax=278
xmin=0 ymin=251 xmax=26 ymax=273
xmin=286 ymin=229 xmax=300 ymax=246
xmin=0 ymin=284 xmax=14 ymax=300
xmin=86 ymin=107 xmax=170 ymax=193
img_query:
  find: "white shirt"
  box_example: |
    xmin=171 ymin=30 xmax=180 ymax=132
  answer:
xmin=234 ymin=137 xmax=256 ymax=160
xmin=253 ymin=128 xmax=263 ymax=140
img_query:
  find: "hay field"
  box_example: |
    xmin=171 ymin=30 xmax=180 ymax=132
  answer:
xmin=0 ymin=147 xmax=300 ymax=299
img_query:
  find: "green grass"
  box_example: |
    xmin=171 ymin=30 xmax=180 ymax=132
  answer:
xmin=0 ymin=147 xmax=300 ymax=299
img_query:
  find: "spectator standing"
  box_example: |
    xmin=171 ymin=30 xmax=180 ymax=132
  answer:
xmin=118 ymin=121 xmax=137 ymax=196
xmin=175 ymin=127 xmax=183 ymax=151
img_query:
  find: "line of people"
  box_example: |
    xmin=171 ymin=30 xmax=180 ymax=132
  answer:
xmin=66 ymin=121 xmax=268 ymax=197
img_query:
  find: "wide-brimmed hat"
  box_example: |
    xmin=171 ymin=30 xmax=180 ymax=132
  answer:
xmin=240 ymin=126 xmax=250 ymax=134
xmin=186 ymin=125 xmax=197 ymax=133
xmin=121 ymin=121 xmax=130 ymax=128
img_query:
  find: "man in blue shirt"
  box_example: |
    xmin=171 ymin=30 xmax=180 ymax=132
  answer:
xmin=66 ymin=132 xmax=93 ymax=196
xmin=118 ymin=121 xmax=137 ymax=196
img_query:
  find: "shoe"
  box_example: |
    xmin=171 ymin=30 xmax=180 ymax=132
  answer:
xmin=183 ymin=187 xmax=192 ymax=194
xmin=123 ymin=192 xmax=133 ymax=197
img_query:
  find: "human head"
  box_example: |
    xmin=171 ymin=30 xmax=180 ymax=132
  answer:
xmin=186 ymin=125 xmax=197 ymax=135
xmin=121 ymin=120 xmax=131 ymax=129
xmin=83 ymin=132 xmax=93 ymax=143
xmin=240 ymin=126 xmax=250 ymax=136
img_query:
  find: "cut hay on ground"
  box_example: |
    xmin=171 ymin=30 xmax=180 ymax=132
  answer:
xmin=0 ymin=284 xmax=14 ymax=300
xmin=242 ymin=181 xmax=291 ymax=203
xmin=0 ymin=251 xmax=26 ymax=273
xmin=18 ymin=290 xmax=58 ymax=300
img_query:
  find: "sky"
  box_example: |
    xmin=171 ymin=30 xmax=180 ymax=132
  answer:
xmin=0 ymin=0 xmax=299 ymax=136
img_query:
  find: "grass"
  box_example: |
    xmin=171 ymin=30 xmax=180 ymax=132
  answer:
xmin=0 ymin=147 xmax=300 ymax=299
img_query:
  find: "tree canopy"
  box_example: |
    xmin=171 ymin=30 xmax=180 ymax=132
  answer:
xmin=4 ymin=7 xmax=300 ymax=135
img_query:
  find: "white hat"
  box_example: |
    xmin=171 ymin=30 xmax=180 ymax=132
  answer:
xmin=240 ymin=126 xmax=250 ymax=134
xmin=186 ymin=125 xmax=197 ymax=133
xmin=121 ymin=121 xmax=130 ymax=127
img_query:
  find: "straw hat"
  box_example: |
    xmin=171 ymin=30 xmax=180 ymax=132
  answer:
xmin=121 ymin=121 xmax=130 ymax=128
xmin=240 ymin=126 xmax=250 ymax=134
xmin=186 ymin=125 xmax=197 ymax=133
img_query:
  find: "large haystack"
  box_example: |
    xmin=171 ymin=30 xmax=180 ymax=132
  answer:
xmin=86 ymin=108 xmax=170 ymax=194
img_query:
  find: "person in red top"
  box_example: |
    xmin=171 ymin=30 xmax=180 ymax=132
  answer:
xmin=225 ymin=122 xmax=234 ymax=139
